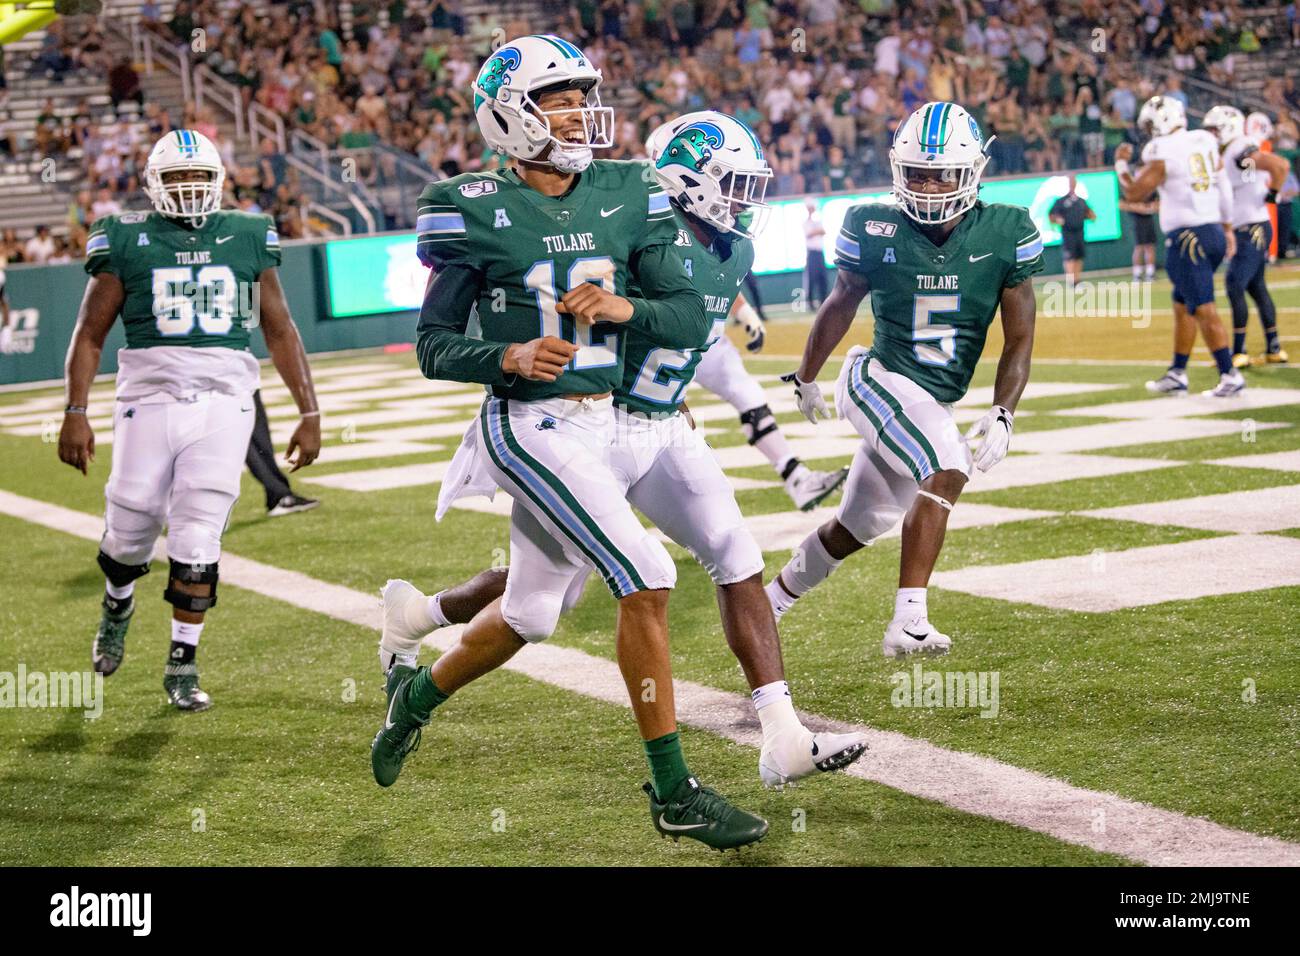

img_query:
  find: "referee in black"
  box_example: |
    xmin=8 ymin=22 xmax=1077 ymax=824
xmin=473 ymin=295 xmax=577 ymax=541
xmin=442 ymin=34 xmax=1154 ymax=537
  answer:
xmin=1049 ymin=174 xmax=1096 ymax=283
xmin=246 ymin=389 xmax=320 ymax=517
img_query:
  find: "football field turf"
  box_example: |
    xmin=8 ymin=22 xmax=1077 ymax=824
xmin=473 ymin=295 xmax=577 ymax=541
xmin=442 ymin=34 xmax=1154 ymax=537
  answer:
xmin=1 ymin=266 xmax=1298 ymax=866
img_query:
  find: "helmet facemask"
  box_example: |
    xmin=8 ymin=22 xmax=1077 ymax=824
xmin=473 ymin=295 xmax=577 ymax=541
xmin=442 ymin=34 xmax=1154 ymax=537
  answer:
xmin=678 ymin=165 xmax=772 ymax=240
xmin=147 ymin=165 xmax=224 ymax=226
xmin=516 ymin=82 xmax=614 ymax=173
xmin=890 ymin=153 xmax=988 ymax=225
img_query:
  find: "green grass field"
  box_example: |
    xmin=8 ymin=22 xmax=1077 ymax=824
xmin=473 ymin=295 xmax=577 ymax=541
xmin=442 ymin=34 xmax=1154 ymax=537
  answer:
xmin=2 ymin=266 xmax=1298 ymax=866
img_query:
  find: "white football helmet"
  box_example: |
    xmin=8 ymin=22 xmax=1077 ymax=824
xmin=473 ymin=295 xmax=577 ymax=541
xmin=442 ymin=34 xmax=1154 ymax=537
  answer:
xmin=471 ymin=34 xmax=613 ymax=174
xmin=889 ymin=101 xmax=991 ymax=224
xmin=1202 ymin=105 xmax=1245 ymax=147
xmin=1137 ymin=95 xmax=1187 ymax=138
xmin=645 ymin=111 xmax=772 ymax=239
xmin=144 ymin=129 xmax=225 ymax=224
xmin=1245 ymin=111 xmax=1274 ymax=143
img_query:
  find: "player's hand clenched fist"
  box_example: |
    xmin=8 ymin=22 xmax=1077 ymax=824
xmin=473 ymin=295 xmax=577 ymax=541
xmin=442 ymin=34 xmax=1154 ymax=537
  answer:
xmin=965 ymin=405 xmax=1013 ymax=472
xmin=503 ymin=336 xmax=580 ymax=382
xmin=556 ymin=283 xmax=634 ymax=325
xmin=285 ymin=415 xmax=321 ymax=472
xmin=782 ymin=371 xmax=833 ymax=424
xmin=58 ymin=413 xmax=95 ymax=475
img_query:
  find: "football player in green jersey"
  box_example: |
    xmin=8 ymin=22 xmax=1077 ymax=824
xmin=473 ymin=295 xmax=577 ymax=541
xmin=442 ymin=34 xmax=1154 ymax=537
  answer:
xmin=370 ymin=38 xmax=768 ymax=850
xmin=767 ymin=101 xmax=1042 ymax=658
xmin=57 ymin=129 xmax=321 ymax=710
xmin=382 ymin=111 xmax=868 ymax=790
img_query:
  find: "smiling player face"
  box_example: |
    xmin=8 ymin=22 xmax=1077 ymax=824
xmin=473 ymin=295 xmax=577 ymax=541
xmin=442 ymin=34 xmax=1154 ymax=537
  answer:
xmin=534 ymin=88 xmax=591 ymax=146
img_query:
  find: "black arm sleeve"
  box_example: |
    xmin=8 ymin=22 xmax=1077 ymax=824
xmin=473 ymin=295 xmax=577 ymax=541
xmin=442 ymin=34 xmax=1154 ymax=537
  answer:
xmin=414 ymin=263 xmax=513 ymax=386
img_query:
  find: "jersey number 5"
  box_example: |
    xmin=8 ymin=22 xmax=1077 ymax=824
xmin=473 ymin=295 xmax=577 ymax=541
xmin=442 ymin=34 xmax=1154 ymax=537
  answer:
xmin=524 ymin=257 xmax=621 ymax=370
xmin=913 ymin=294 xmax=959 ymax=367
xmin=152 ymin=266 xmax=238 ymax=336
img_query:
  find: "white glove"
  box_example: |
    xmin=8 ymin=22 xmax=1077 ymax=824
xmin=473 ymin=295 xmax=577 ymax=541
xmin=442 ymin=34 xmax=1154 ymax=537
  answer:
xmin=781 ymin=371 xmax=833 ymax=424
xmin=734 ymin=300 xmax=765 ymax=353
xmin=965 ymin=405 xmax=1013 ymax=472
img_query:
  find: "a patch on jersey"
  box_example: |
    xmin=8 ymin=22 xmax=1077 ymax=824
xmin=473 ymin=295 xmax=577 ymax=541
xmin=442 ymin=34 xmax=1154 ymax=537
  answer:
xmin=459 ymin=180 xmax=498 ymax=198
xmin=883 ymin=247 xmax=897 ymax=263
xmin=864 ymin=220 xmax=897 ymax=237
xmin=137 ymin=233 xmax=150 ymax=247
xmin=119 ymin=212 xmax=147 ymax=224
xmin=493 ymin=208 xmax=512 ymax=229
xmin=683 ymin=257 xmax=694 ymax=278
xmin=674 ymin=228 xmax=691 ymax=247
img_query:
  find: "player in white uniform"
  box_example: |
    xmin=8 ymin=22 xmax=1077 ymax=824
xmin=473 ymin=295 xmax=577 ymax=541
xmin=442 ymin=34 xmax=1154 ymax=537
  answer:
xmin=692 ymin=293 xmax=849 ymax=510
xmin=1116 ymin=95 xmax=1244 ymax=398
xmin=58 ymin=130 xmax=321 ymax=711
xmin=1203 ymin=105 xmax=1290 ymax=367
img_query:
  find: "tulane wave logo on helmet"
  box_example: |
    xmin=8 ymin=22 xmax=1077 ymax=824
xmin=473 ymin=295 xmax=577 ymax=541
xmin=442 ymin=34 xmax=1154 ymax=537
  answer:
xmin=474 ymin=46 xmax=522 ymax=110
xmin=656 ymin=121 xmax=725 ymax=172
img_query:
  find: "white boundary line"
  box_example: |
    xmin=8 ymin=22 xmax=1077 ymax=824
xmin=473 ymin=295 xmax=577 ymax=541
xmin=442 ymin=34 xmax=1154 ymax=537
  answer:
xmin=2 ymin=487 xmax=1297 ymax=867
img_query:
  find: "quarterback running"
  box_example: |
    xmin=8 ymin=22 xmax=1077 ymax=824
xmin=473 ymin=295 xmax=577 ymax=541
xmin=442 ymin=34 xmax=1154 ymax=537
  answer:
xmin=370 ymin=37 xmax=768 ymax=850
xmin=381 ymin=110 xmax=867 ymax=791
xmin=766 ymin=101 xmax=1041 ymax=657
xmin=58 ymin=129 xmax=321 ymax=710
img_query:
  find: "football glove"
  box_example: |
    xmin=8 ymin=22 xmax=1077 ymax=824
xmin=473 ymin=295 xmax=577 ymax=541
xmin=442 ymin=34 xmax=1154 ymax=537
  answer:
xmin=734 ymin=300 xmax=765 ymax=353
xmin=965 ymin=405 xmax=1013 ymax=472
xmin=781 ymin=371 xmax=833 ymax=424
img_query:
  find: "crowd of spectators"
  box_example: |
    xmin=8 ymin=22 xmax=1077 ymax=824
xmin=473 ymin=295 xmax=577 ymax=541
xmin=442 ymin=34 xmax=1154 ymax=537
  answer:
xmin=3 ymin=0 xmax=1298 ymax=256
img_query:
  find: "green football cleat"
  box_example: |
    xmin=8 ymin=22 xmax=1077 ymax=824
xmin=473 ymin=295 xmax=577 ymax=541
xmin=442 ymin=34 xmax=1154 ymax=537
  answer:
xmin=645 ymin=776 xmax=769 ymax=851
xmin=371 ymin=664 xmax=429 ymax=788
xmin=163 ymin=662 xmax=212 ymax=712
xmin=92 ymin=595 xmax=134 ymax=676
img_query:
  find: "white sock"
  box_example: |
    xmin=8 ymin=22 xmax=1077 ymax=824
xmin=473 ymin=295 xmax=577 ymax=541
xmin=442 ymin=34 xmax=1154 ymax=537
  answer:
xmin=1132 ymin=266 xmax=1142 ymax=280
xmin=171 ymin=619 xmax=204 ymax=646
xmin=426 ymin=592 xmax=451 ymax=628
xmin=895 ymin=587 xmax=927 ymax=621
xmin=1145 ymin=264 xmax=1155 ymax=279
xmin=105 ymin=579 xmax=134 ymax=601
xmin=753 ymin=428 xmax=795 ymax=473
xmin=778 ymin=530 xmax=844 ymax=602
xmin=753 ymin=680 xmax=801 ymax=737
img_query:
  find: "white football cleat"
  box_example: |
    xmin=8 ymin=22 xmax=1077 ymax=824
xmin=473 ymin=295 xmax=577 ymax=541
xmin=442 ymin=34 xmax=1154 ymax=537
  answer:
xmin=1145 ymin=369 xmax=1188 ymax=395
xmin=759 ymin=727 xmax=869 ymax=789
xmin=882 ymin=617 xmax=952 ymax=658
xmin=1202 ymin=370 xmax=1246 ymax=398
xmin=379 ymin=579 xmax=433 ymax=672
xmin=785 ymin=464 xmax=850 ymax=512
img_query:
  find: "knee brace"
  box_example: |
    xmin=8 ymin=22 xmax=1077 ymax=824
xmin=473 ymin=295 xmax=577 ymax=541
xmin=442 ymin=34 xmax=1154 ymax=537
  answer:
xmin=739 ymin=404 xmax=778 ymax=445
xmin=164 ymin=558 xmax=219 ymax=613
xmin=97 ymin=549 xmax=152 ymax=588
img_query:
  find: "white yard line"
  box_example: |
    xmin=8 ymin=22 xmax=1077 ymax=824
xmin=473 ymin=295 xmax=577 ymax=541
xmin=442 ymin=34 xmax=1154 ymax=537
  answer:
xmin=2 ymin=486 xmax=1297 ymax=866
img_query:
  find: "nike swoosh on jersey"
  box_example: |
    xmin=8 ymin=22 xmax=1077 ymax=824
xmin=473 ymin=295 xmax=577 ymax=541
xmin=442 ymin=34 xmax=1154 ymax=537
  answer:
xmin=600 ymin=205 xmax=624 ymax=217
xmin=658 ymin=814 xmax=708 ymax=831
xmin=216 ymin=236 xmax=234 ymax=244
xmin=969 ymin=252 xmax=992 ymax=262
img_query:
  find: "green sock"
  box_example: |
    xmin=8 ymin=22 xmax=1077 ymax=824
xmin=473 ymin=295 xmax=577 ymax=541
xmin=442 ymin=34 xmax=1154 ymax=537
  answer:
xmin=644 ymin=731 xmax=690 ymax=801
xmin=404 ymin=666 xmax=449 ymax=718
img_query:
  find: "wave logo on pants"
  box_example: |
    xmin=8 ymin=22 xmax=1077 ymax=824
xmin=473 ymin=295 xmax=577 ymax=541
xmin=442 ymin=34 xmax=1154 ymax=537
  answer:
xmin=535 ymin=417 xmax=557 ymax=431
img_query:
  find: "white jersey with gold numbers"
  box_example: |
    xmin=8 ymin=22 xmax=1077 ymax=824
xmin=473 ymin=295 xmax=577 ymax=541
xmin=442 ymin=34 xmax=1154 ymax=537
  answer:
xmin=1142 ymin=128 xmax=1225 ymax=232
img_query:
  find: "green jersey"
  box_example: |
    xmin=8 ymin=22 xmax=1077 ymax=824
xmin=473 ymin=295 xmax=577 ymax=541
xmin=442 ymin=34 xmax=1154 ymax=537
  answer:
xmin=414 ymin=160 xmax=706 ymax=402
xmin=835 ymin=201 xmax=1043 ymax=403
xmin=618 ymin=207 xmax=755 ymax=415
xmin=85 ymin=209 xmax=280 ymax=350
